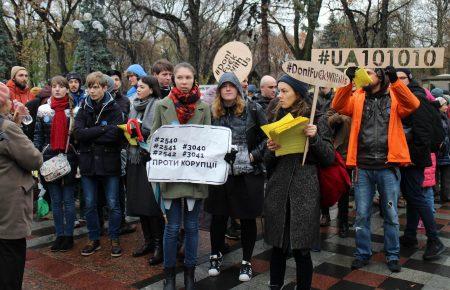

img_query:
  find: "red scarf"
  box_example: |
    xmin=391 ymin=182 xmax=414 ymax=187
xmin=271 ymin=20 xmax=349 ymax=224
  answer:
xmin=50 ymin=96 xmax=69 ymax=151
xmin=169 ymin=86 xmax=200 ymax=124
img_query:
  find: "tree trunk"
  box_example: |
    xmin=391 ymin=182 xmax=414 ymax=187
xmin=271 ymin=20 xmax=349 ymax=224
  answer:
xmin=45 ymin=33 xmax=51 ymax=81
xmin=260 ymin=0 xmax=270 ymax=75
xmin=55 ymin=38 xmax=68 ymax=74
xmin=379 ymin=0 xmax=389 ymax=47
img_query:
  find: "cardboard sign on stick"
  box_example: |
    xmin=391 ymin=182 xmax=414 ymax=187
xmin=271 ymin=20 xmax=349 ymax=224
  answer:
xmin=311 ymin=47 xmax=445 ymax=68
xmin=281 ymin=60 xmax=349 ymax=165
xmin=213 ymin=41 xmax=253 ymax=82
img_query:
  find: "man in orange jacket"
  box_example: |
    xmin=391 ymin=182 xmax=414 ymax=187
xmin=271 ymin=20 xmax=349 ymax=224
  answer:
xmin=332 ymin=66 xmax=419 ymax=273
xmin=6 ymin=66 xmax=35 ymax=105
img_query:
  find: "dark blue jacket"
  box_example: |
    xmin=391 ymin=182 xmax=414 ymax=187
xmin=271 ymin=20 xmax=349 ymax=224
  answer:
xmin=438 ymin=113 xmax=450 ymax=166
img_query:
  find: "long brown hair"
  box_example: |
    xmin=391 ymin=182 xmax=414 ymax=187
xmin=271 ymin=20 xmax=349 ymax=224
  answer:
xmin=211 ymin=90 xmax=245 ymax=119
xmin=271 ymin=92 xmax=310 ymax=121
xmin=51 ymin=75 xmax=75 ymax=130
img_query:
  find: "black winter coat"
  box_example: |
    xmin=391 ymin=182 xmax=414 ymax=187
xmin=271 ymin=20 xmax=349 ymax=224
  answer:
xmin=33 ymin=100 xmax=78 ymax=185
xmin=111 ymin=90 xmax=130 ymax=119
xmin=74 ymin=94 xmax=125 ymax=176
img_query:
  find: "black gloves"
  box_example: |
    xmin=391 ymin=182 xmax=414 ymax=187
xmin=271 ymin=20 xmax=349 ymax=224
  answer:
xmin=345 ymin=66 xmax=358 ymax=82
xmin=224 ymin=148 xmax=238 ymax=165
xmin=385 ymin=66 xmax=398 ymax=83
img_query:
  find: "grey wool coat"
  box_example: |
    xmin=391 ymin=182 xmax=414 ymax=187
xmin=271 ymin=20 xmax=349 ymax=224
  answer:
xmin=263 ymin=113 xmax=335 ymax=250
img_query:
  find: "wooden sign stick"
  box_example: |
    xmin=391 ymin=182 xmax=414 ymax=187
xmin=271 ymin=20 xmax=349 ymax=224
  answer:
xmin=302 ymin=86 xmax=320 ymax=166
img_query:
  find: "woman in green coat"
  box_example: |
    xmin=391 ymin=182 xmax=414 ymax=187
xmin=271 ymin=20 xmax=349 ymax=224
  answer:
xmin=150 ymin=62 xmax=211 ymax=290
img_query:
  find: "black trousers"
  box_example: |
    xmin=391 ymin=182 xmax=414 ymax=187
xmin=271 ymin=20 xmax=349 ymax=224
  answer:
xmin=270 ymin=247 xmax=313 ymax=290
xmin=0 ymin=238 xmax=26 ymax=290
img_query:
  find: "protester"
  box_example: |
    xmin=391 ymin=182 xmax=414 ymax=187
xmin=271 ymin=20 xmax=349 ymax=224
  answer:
xmin=6 ymin=66 xmax=35 ymax=104
xmin=151 ymin=62 xmax=211 ymax=290
xmin=0 ymin=82 xmax=43 ymax=290
xmin=247 ymin=84 xmax=257 ymax=100
xmin=125 ymin=64 xmax=147 ymax=99
xmin=106 ymin=70 xmax=130 ymax=118
xmin=151 ymin=59 xmax=174 ymax=98
xmin=395 ymin=68 xmax=446 ymax=260
xmin=33 ymin=76 xmax=79 ymax=252
xmin=264 ymin=75 xmax=335 ymax=290
xmin=205 ymin=72 xmax=267 ymax=281
xmin=436 ymin=96 xmax=450 ymax=204
xmin=332 ymin=66 xmax=420 ymax=272
xmin=127 ymin=76 xmax=164 ymax=266
xmin=253 ymin=75 xmax=277 ymax=113
xmin=74 ymin=71 xmax=125 ymax=257
xmin=240 ymin=77 xmax=249 ymax=99
xmin=66 ymin=72 xmax=85 ymax=106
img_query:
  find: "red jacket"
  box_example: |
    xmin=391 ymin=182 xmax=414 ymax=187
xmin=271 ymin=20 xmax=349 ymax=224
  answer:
xmin=6 ymin=79 xmax=35 ymax=104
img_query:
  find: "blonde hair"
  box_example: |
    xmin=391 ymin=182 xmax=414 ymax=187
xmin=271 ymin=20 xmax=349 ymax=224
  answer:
xmin=212 ymin=91 xmax=245 ymax=119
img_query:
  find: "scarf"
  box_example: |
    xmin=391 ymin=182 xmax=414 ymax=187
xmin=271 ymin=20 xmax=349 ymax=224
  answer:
xmin=50 ymin=96 xmax=69 ymax=151
xmin=169 ymin=86 xmax=200 ymax=124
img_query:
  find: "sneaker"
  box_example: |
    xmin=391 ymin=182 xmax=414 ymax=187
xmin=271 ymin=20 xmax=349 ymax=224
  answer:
xmin=400 ymin=235 xmax=418 ymax=248
xmin=111 ymin=239 xmax=122 ymax=257
xmin=50 ymin=236 xmax=64 ymax=252
xmin=387 ymin=260 xmax=401 ymax=272
xmin=225 ymin=226 xmax=241 ymax=240
xmin=423 ymin=238 xmax=445 ymax=260
xmin=208 ymin=252 xmax=223 ymax=277
xmin=60 ymin=236 xmax=74 ymax=252
xmin=81 ymin=240 xmax=101 ymax=256
xmin=239 ymin=261 xmax=253 ymax=282
xmin=351 ymin=259 xmax=369 ymax=270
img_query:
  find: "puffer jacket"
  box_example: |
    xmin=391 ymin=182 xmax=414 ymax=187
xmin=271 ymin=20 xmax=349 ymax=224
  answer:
xmin=33 ymin=98 xmax=79 ymax=185
xmin=423 ymin=153 xmax=436 ymax=187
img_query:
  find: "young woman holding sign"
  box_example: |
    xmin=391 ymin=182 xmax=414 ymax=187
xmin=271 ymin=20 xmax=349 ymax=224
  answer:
xmin=126 ymin=76 xmax=165 ymax=266
xmin=205 ymin=72 xmax=267 ymax=282
xmin=264 ymin=75 xmax=335 ymax=290
xmin=150 ymin=62 xmax=211 ymax=290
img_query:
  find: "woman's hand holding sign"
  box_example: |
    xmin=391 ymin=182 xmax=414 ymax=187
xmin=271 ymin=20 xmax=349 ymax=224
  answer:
xmin=303 ymin=124 xmax=317 ymax=138
xmin=267 ymin=139 xmax=281 ymax=152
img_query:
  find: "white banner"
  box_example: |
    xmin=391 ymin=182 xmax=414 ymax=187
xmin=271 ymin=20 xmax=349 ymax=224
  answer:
xmin=311 ymin=47 xmax=445 ymax=68
xmin=147 ymin=125 xmax=232 ymax=185
xmin=282 ymin=60 xmax=350 ymax=87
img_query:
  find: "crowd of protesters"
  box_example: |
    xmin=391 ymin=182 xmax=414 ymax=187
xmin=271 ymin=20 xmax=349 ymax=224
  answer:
xmin=1 ymin=60 xmax=450 ymax=290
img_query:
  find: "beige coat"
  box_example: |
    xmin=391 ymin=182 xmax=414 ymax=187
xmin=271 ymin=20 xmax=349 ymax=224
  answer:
xmin=150 ymin=96 xmax=211 ymax=199
xmin=0 ymin=117 xmax=43 ymax=239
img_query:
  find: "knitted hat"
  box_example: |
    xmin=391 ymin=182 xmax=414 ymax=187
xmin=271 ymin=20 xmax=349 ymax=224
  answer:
xmin=10 ymin=66 xmax=27 ymax=79
xmin=431 ymin=88 xmax=444 ymax=99
xmin=106 ymin=69 xmax=122 ymax=80
xmin=0 ymin=82 xmax=10 ymax=106
xmin=248 ymin=84 xmax=257 ymax=94
xmin=104 ymin=74 xmax=115 ymax=93
xmin=278 ymin=74 xmax=308 ymax=98
xmin=30 ymin=87 xmax=42 ymax=96
xmin=435 ymin=97 xmax=448 ymax=107
xmin=66 ymin=72 xmax=82 ymax=83
xmin=396 ymin=68 xmax=413 ymax=80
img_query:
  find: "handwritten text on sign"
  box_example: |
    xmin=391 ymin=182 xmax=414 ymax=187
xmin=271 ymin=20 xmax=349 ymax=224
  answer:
xmin=311 ymin=47 xmax=445 ymax=68
xmin=147 ymin=125 xmax=232 ymax=185
xmin=282 ymin=60 xmax=350 ymax=88
xmin=212 ymin=41 xmax=253 ymax=82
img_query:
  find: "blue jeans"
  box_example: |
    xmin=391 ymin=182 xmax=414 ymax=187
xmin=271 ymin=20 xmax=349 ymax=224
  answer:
xmin=81 ymin=176 xmax=121 ymax=240
xmin=47 ymin=183 xmax=76 ymax=237
xmin=354 ymin=168 xmax=400 ymax=262
xmin=401 ymin=167 xmax=438 ymax=240
xmin=163 ymin=199 xmax=201 ymax=268
xmin=424 ymin=187 xmax=435 ymax=215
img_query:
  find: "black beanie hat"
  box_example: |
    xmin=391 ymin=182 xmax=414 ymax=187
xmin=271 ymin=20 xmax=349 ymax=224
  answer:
xmin=278 ymin=74 xmax=308 ymax=98
xmin=66 ymin=72 xmax=82 ymax=83
xmin=396 ymin=68 xmax=413 ymax=80
xmin=106 ymin=69 xmax=122 ymax=80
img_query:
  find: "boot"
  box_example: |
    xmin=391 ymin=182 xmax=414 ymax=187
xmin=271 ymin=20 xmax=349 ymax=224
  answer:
xmin=184 ymin=266 xmax=196 ymax=290
xmin=338 ymin=219 xmax=349 ymax=238
xmin=133 ymin=217 xmax=153 ymax=257
xmin=163 ymin=267 xmax=176 ymax=290
xmin=149 ymin=239 xmax=163 ymax=265
xmin=60 ymin=236 xmax=74 ymax=252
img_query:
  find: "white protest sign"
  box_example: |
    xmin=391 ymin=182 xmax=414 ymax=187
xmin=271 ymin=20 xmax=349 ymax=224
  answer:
xmin=212 ymin=41 xmax=253 ymax=82
xmin=311 ymin=47 xmax=445 ymax=68
xmin=147 ymin=125 xmax=232 ymax=185
xmin=282 ymin=60 xmax=350 ymax=88
xmin=281 ymin=60 xmax=350 ymax=165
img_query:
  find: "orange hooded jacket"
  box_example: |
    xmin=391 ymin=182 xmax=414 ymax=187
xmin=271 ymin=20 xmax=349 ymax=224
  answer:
xmin=6 ymin=79 xmax=35 ymax=104
xmin=331 ymin=79 xmax=420 ymax=167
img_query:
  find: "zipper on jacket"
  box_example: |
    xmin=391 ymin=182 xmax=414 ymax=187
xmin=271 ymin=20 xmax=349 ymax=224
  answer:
xmin=374 ymin=98 xmax=378 ymax=160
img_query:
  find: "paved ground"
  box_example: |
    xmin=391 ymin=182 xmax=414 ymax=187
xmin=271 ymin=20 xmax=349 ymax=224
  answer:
xmin=23 ymin=201 xmax=450 ymax=289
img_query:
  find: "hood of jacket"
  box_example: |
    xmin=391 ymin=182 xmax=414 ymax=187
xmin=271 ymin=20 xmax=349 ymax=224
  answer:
xmin=217 ymin=72 xmax=244 ymax=99
xmin=126 ymin=64 xmax=147 ymax=78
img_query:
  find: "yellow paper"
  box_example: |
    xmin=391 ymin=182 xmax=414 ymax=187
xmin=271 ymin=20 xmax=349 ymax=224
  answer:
xmin=261 ymin=114 xmax=309 ymax=156
xmin=118 ymin=124 xmax=138 ymax=146
xmin=354 ymin=68 xmax=372 ymax=89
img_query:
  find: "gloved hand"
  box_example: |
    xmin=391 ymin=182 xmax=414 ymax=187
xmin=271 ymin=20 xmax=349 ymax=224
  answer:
xmin=345 ymin=66 xmax=358 ymax=82
xmin=224 ymin=148 xmax=238 ymax=165
xmin=385 ymin=66 xmax=398 ymax=83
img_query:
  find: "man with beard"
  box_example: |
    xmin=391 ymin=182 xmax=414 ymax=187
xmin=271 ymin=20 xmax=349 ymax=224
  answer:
xmin=66 ymin=72 xmax=86 ymax=106
xmin=395 ymin=68 xmax=446 ymax=260
xmin=332 ymin=66 xmax=419 ymax=273
xmin=6 ymin=66 xmax=35 ymax=104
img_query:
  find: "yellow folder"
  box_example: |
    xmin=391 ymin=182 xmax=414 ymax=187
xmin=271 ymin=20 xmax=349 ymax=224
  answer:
xmin=261 ymin=113 xmax=309 ymax=156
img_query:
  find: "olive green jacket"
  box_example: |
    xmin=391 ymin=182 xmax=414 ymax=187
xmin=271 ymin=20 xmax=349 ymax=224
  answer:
xmin=150 ymin=96 xmax=211 ymax=199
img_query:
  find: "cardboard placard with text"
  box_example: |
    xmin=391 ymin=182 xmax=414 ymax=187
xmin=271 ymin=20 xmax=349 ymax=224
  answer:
xmin=212 ymin=41 xmax=252 ymax=82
